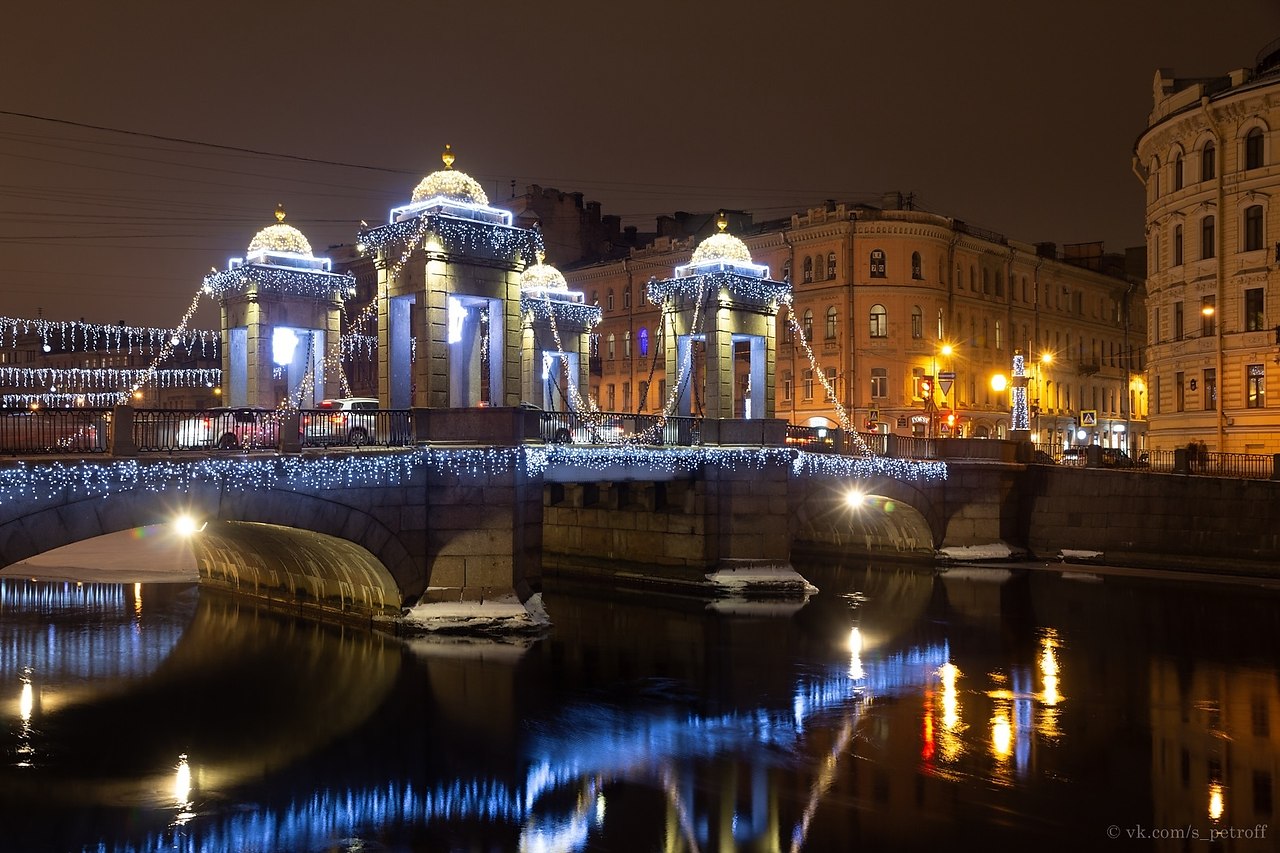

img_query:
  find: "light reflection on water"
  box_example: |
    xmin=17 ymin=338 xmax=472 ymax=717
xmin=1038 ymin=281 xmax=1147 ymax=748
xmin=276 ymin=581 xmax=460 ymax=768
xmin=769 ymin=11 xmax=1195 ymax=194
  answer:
xmin=0 ymin=564 xmax=1278 ymax=852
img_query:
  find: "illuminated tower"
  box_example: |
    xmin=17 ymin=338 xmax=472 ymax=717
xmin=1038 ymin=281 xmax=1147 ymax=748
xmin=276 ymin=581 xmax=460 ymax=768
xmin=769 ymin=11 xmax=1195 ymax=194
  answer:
xmin=361 ymin=146 xmax=542 ymax=409
xmin=518 ymin=254 xmax=601 ymax=412
xmin=648 ymin=214 xmax=791 ymax=419
xmin=204 ymin=205 xmax=353 ymax=409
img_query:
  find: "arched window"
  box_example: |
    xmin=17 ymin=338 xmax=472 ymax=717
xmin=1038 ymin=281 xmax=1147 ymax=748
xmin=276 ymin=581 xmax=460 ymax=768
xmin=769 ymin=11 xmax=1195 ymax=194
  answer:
xmin=1174 ymin=223 xmax=1183 ymax=265
xmin=607 ymin=333 xmax=616 ymax=360
xmin=607 ymin=290 xmax=615 ymax=311
xmin=995 ymin=320 xmax=1002 ymax=350
xmin=803 ymin=309 xmax=814 ymax=340
xmin=623 ymin=287 xmax=631 ymax=309
xmin=591 ymin=290 xmax=599 ymax=306
xmin=1202 ymin=141 xmax=1216 ymax=181
xmin=1245 ymin=205 xmax=1264 ymax=251
xmin=911 ymin=305 xmax=922 ymax=339
xmin=982 ymin=269 xmax=990 ymax=295
xmin=1246 ymin=128 xmax=1265 ymax=170
xmin=638 ymin=326 xmax=649 ymax=357
xmin=1150 ymin=157 xmax=1160 ymax=197
xmin=995 ymin=271 xmax=1004 ymax=297
xmin=970 ymin=266 xmax=977 ymax=292
xmin=911 ymin=252 xmax=923 ymax=279
xmin=782 ymin=258 xmax=792 ymax=282
xmin=825 ymin=306 xmax=838 ymax=340
xmin=869 ymin=249 xmax=886 ymax=278
xmin=826 ymin=252 xmax=837 ymax=279
xmin=1173 ymin=152 xmax=1183 ymax=190
xmin=623 ymin=330 xmax=631 ymax=358
xmin=982 ymin=318 xmax=990 ymax=348
xmin=802 ymin=257 xmax=813 ymax=283
xmin=937 ymin=308 xmax=944 ymax=339
xmin=869 ymin=304 xmax=887 ymax=338
xmin=1202 ymin=215 xmax=1216 ymax=259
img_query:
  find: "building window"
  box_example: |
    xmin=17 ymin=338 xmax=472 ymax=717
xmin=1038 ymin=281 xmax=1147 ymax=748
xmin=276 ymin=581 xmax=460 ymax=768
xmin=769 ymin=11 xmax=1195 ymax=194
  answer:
xmin=1204 ymin=368 xmax=1217 ymax=410
xmin=591 ymin=290 xmax=598 ymax=306
xmin=869 ymin=304 xmax=887 ymax=338
xmin=1175 ymin=371 xmax=1185 ymax=412
xmin=1246 ymin=128 xmax=1264 ymax=170
xmin=871 ymin=367 xmax=888 ymax=398
xmin=825 ymin=306 xmax=837 ymax=340
xmin=782 ymin=317 xmax=793 ymax=343
xmin=803 ymin=309 xmax=813 ymax=341
xmin=827 ymin=252 xmax=836 ymax=279
xmin=1247 ymin=364 xmax=1266 ymax=408
xmin=982 ymin=269 xmax=990 ymax=295
xmin=1150 ymin=157 xmax=1160 ymax=197
xmin=623 ymin=287 xmax=631 ymax=309
xmin=1202 ymin=141 xmax=1216 ymax=181
xmin=1202 ymin=296 xmax=1216 ymax=336
xmin=911 ymin=305 xmax=922 ymax=339
xmin=1174 ymin=224 xmax=1183 ymax=265
xmin=870 ymin=249 xmax=886 ymax=278
xmin=638 ymin=326 xmax=650 ymax=356
xmin=937 ymin=308 xmax=944 ymax=339
xmin=1201 ymin=215 xmax=1215 ymax=259
xmin=826 ymin=367 xmax=838 ymax=394
xmin=995 ymin=271 xmax=1004 ymax=297
xmin=803 ymin=257 xmax=813 ymax=283
xmin=1246 ymin=287 xmax=1265 ymax=331
xmin=783 ymin=370 xmax=793 ymax=401
xmin=782 ymin=259 xmax=792 ymax=282
xmin=607 ymin=384 xmax=616 ymax=410
xmin=606 ymin=290 xmax=615 ymax=311
xmin=1174 ymin=302 xmax=1184 ymax=339
xmin=590 ymin=334 xmax=599 ymax=358
xmin=970 ymin=265 xmax=977 ymax=292
xmin=1245 ymin=205 xmax=1264 ymax=251
xmin=995 ymin=320 xmax=1002 ymax=350
xmin=803 ymin=369 xmax=814 ymax=399
xmin=911 ymin=252 xmax=922 ymax=279
xmin=1174 ymin=152 xmax=1183 ymax=190
xmin=623 ymin=382 xmax=631 ymax=411
xmin=623 ymin=330 xmax=632 ymax=358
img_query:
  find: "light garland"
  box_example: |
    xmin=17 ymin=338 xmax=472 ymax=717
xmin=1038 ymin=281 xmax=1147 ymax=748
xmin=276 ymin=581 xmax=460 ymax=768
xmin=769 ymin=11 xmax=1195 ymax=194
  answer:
xmin=645 ymin=270 xmax=791 ymax=307
xmin=0 ymin=445 xmax=946 ymax=510
xmin=0 ymin=316 xmax=219 ymax=358
xmin=1011 ymin=352 xmax=1029 ymax=432
xmin=202 ymin=265 xmax=356 ymax=301
xmin=783 ymin=302 xmax=877 ymax=456
xmin=360 ymin=213 xmax=544 ymax=267
xmin=122 ymin=287 xmax=209 ymax=404
xmin=0 ymin=368 xmax=220 ymax=390
xmin=520 ymin=294 xmax=602 ymax=329
xmin=3 ymin=393 xmax=121 ymax=408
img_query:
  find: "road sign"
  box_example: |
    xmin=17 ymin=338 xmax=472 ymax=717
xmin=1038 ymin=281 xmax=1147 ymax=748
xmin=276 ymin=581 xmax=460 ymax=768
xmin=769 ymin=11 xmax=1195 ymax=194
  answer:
xmin=1080 ymin=410 xmax=1097 ymax=427
xmin=938 ymin=371 xmax=955 ymax=397
xmin=868 ymin=409 xmax=879 ymax=423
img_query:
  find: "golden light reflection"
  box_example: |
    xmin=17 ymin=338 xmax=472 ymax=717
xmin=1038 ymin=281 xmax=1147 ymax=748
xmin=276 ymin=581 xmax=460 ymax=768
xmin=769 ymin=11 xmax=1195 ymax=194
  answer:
xmin=134 ymin=582 xmax=143 ymax=618
xmin=937 ymin=663 xmax=963 ymax=762
xmin=19 ymin=681 xmax=32 ymax=723
xmin=991 ymin=710 xmax=1013 ymax=760
xmin=1208 ymin=781 xmax=1224 ymax=822
xmin=1036 ymin=629 xmax=1064 ymax=740
xmin=174 ymin=754 xmax=191 ymax=806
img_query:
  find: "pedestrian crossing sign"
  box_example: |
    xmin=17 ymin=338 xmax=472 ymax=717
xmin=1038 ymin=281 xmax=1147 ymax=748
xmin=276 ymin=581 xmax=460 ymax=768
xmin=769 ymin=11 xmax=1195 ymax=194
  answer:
xmin=1080 ymin=410 xmax=1097 ymax=427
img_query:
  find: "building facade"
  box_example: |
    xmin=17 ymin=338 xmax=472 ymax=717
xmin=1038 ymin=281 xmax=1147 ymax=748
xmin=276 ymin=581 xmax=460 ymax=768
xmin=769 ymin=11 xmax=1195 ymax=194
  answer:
xmin=568 ymin=199 xmax=1145 ymax=453
xmin=1136 ymin=40 xmax=1280 ymax=452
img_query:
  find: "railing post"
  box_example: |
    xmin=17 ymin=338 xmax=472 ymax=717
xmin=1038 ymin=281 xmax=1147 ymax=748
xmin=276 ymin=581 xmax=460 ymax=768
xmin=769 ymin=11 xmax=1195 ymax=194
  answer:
xmin=278 ymin=410 xmax=301 ymax=454
xmin=1173 ymin=447 xmax=1189 ymax=474
xmin=108 ymin=405 xmax=137 ymax=457
xmin=1272 ymin=453 xmax=1280 ymax=481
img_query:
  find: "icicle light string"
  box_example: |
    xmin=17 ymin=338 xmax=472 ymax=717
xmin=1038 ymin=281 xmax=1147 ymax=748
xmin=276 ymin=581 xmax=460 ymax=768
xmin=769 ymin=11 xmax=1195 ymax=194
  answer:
xmin=784 ymin=301 xmax=874 ymax=456
xmin=0 ymin=445 xmax=945 ymax=509
xmin=0 ymin=368 xmax=220 ymax=390
xmin=0 ymin=316 xmax=220 ymax=358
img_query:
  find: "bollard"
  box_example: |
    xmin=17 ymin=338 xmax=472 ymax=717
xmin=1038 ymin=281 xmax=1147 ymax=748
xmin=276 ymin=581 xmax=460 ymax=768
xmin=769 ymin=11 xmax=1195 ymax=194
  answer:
xmin=108 ymin=405 xmax=137 ymax=457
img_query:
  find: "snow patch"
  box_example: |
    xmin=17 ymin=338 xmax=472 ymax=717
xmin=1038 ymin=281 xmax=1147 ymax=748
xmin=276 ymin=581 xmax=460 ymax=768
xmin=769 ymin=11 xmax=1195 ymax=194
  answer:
xmin=1059 ymin=549 xmax=1104 ymax=561
xmin=938 ymin=542 xmax=1015 ymax=561
xmin=704 ymin=562 xmax=818 ymax=595
xmin=402 ymin=591 xmax=550 ymax=635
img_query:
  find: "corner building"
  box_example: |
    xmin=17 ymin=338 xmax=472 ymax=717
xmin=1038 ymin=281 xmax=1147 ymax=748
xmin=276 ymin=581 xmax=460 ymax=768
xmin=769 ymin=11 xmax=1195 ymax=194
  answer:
xmin=567 ymin=199 xmax=1144 ymax=452
xmin=1136 ymin=40 xmax=1280 ymax=452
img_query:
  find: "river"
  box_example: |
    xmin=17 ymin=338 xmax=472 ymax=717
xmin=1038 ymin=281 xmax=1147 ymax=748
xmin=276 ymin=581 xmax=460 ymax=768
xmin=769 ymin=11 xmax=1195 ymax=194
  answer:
xmin=2 ymin=559 xmax=1278 ymax=852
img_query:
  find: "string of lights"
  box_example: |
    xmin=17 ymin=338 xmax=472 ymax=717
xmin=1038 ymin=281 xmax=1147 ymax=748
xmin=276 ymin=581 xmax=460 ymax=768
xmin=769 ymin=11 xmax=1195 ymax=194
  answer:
xmin=0 ymin=367 xmax=219 ymax=389
xmin=122 ymin=286 xmax=210 ymax=404
xmin=784 ymin=303 xmax=875 ymax=456
xmin=202 ymin=265 xmax=356 ymax=301
xmin=0 ymin=315 xmax=219 ymax=357
xmin=360 ymin=213 xmax=544 ymax=267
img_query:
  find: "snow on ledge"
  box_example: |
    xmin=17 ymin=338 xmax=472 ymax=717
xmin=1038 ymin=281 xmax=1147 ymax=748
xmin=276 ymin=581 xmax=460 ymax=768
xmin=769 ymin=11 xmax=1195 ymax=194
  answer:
xmin=704 ymin=562 xmax=819 ymax=595
xmin=938 ymin=542 xmax=1016 ymax=561
xmin=402 ymin=591 xmax=551 ymax=635
xmin=1059 ymin=549 xmax=1104 ymax=561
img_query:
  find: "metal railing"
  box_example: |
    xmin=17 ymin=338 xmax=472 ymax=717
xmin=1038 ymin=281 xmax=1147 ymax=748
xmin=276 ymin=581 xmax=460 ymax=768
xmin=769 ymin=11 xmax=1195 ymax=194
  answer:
xmin=0 ymin=407 xmax=110 ymax=455
xmin=133 ymin=408 xmax=281 ymax=452
xmin=537 ymin=410 xmax=701 ymax=447
xmin=299 ymin=408 xmax=412 ymax=448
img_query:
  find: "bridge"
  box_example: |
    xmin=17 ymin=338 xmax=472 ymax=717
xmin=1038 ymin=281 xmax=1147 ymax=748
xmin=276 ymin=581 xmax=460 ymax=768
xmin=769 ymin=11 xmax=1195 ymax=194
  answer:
xmin=1 ymin=405 xmax=1277 ymax=630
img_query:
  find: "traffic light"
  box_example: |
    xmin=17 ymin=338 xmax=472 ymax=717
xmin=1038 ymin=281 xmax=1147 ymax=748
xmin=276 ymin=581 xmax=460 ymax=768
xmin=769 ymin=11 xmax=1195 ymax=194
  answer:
xmin=920 ymin=378 xmax=932 ymax=398
xmin=946 ymin=412 xmax=956 ymax=427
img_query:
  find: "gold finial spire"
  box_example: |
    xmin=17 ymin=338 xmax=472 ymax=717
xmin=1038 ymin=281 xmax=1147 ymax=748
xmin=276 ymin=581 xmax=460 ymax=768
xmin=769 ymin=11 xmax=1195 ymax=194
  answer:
xmin=716 ymin=211 xmax=728 ymax=233
xmin=442 ymin=144 xmax=455 ymax=170
xmin=274 ymin=203 xmax=286 ymax=223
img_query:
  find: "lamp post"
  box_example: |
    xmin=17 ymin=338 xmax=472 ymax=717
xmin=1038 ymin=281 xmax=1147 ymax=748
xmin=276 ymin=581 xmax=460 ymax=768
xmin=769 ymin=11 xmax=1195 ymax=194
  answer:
xmin=933 ymin=343 xmax=955 ymax=437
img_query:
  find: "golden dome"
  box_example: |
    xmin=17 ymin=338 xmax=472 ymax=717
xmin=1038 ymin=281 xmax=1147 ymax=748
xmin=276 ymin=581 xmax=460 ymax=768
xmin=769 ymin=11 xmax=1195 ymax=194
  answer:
xmin=519 ymin=254 xmax=569 ymax=291
xmin=247 ymin=204 xmax=313 ymax=256
xmin=690 ymin=215 xmax=752 ymax=266
xmin=410 ymin=144 xmax=489 ymax=206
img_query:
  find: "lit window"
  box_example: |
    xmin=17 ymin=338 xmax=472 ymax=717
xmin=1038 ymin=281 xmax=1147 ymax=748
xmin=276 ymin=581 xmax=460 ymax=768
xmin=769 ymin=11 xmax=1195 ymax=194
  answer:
xmin=870 ymin=367 xmax=888 ymax=398
xmin=825 ymin=306 xmax=837 ymax=340
xmin=869 ymin=304 xmax=887 ymax=338
xmin=870 ymin=249 xmax=886 ymax=278
xmin=803 ymin=309 xmax=814 ymax=340
xmin=803 ymin=257 xmax=813 ymax=283
xmin=607 ymin=333 xmax=616 ymax=360
xmin=827 ymin=252 xmax=836 ymax=279
xmin=911 ymin=305 xmax=922 ymax=339
xmin=1247 ymin=364 xmax=1265 ymax=408
xmin=638 ymin=326 xmax=650 ymax=356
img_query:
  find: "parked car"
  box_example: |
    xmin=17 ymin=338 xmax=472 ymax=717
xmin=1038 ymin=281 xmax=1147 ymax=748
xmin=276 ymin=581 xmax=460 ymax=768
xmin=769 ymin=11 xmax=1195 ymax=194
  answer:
xmin=1058 ymin=446 xmax=1142 ymax=468
xmin=302 ymin=397 xmax=381 ymax=446
xmin=0 ymin=408 xmax=108 ymax=454
xmin=175 ymin=407 xmax=278 ymax=450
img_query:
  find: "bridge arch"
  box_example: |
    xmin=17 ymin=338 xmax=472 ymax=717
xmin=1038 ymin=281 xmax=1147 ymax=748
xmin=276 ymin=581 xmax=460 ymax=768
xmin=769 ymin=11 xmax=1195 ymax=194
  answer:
xmin=789 ymin=474 xmax=941 ymax=558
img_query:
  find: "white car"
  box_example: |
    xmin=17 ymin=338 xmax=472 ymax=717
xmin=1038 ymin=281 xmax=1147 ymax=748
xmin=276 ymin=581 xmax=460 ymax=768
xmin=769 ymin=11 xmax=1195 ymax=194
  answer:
xmin=302 ymin=398 xmax=381 ymax=446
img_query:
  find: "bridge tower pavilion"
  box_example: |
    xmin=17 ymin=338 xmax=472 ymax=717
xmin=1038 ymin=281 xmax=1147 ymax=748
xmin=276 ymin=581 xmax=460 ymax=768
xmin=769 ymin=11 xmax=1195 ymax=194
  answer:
xmin=363 ymin=146 xmax=541 ymax=409
xmin=648 ymin=213 xmax=791 ymax=420
xmin=204 ymin=205 xmax=354 ymax=409
xmin=518 ymin=253 xmax=601 ymax=412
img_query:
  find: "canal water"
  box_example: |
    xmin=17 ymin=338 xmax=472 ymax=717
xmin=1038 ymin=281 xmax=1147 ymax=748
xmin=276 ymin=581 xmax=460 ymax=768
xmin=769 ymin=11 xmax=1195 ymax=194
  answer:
xmin=2 ymin=560 xmax=1278 ymax=852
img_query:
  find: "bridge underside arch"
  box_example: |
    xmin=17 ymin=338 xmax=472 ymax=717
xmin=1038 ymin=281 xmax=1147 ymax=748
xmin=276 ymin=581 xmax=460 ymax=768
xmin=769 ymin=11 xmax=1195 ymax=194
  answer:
xmin=790 ymin=476 xmax=938 ymax=559
xmin=191 ymin=521 xmax=401 ymax=618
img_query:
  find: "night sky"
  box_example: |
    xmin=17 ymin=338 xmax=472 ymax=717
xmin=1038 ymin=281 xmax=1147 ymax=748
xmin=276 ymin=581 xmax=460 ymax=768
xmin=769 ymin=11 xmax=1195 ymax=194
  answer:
xmin=3 ymin=0 xmax=1278 ymax=329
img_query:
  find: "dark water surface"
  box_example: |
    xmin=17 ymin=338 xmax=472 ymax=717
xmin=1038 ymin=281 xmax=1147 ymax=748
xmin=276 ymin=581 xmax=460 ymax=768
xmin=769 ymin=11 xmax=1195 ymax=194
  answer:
xmin=2 ymin=562 xmax=1278 ymax=852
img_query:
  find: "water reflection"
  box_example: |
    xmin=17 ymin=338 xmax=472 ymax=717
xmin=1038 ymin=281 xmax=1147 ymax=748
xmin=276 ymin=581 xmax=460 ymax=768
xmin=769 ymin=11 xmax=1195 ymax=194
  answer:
xmin=0 ymin=563 xmax=1278 ymax=851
